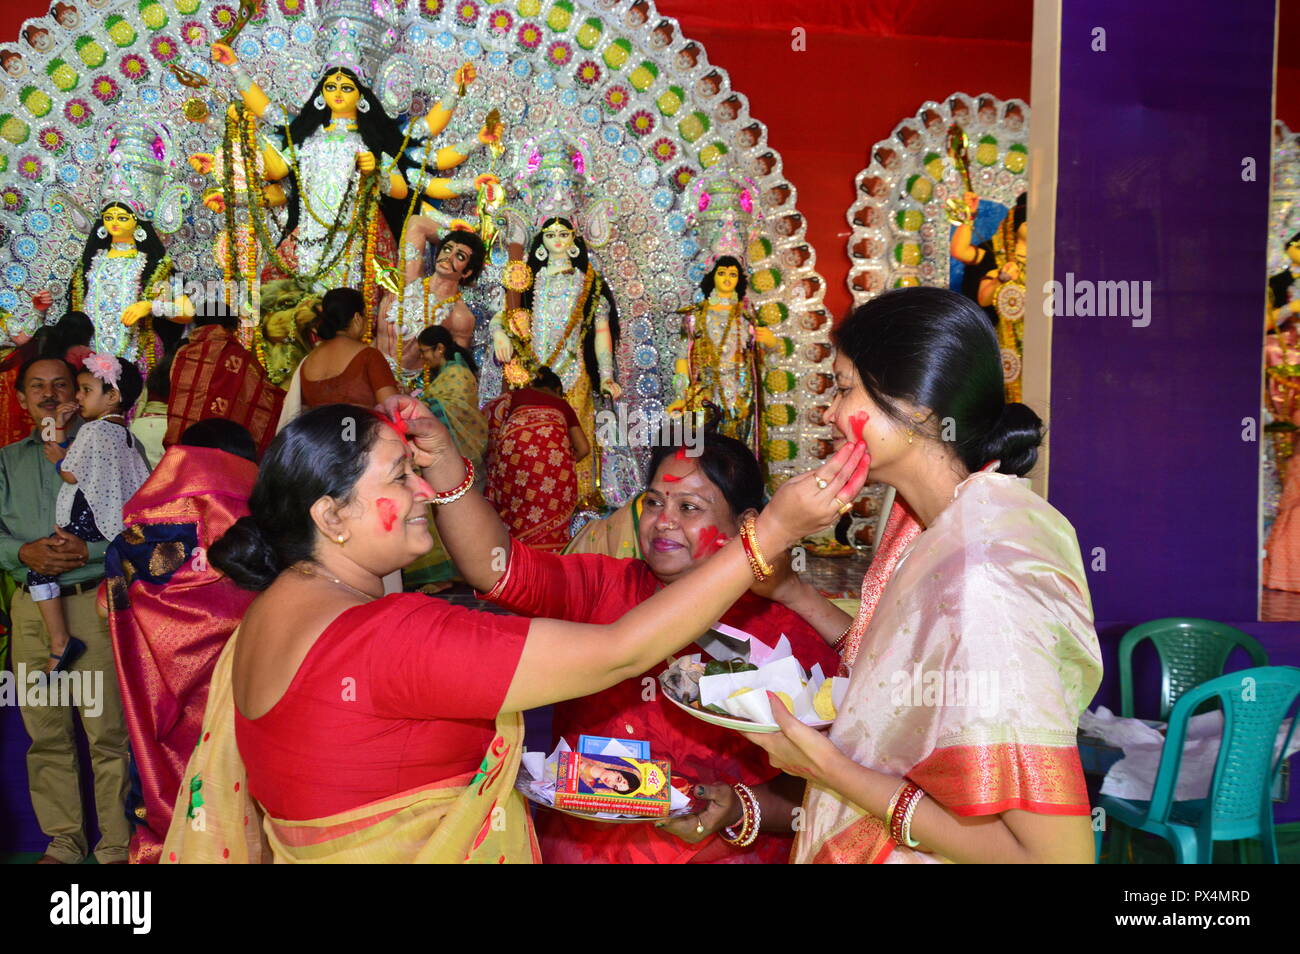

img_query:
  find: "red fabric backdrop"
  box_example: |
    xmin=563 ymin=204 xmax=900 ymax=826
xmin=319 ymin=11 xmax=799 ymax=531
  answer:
xmin=2 ymin=1 xmax=1296 ymax=318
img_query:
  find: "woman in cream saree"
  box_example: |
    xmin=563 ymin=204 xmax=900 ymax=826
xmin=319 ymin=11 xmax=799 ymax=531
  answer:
xmin=675 ymin=288 xmax=1101 ymax=864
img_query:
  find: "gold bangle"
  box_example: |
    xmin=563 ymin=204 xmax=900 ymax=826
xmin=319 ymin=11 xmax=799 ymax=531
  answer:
xmin=739 ymin=515 xmax=775 ymax=579
xmin=883 ymin=779 xmax=909 ymax=832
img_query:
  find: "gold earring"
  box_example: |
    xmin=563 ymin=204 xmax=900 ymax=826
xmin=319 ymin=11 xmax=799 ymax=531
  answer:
xmin=906 ymin=428 xmax=914 ymax=444
xmin=336 ymin=535 xmax=346 ymax=544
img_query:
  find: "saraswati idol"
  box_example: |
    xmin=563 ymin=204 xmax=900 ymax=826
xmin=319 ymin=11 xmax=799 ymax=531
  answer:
xmin=492 ymin=128 xmax=622 ymax=506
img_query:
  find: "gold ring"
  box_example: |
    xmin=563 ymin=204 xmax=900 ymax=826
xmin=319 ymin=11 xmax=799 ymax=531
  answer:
xmin=834 ymin=496 xmax=851 ymax=514
xmin=816 ymin=477 xmax=829 ymax=490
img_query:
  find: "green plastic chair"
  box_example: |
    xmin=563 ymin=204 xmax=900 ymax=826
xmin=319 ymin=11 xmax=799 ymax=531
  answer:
xmin=1099 ymin=666 xmax=1300 ymax=863
xmin=1119 ymin=618 xmax=1269 ymax=720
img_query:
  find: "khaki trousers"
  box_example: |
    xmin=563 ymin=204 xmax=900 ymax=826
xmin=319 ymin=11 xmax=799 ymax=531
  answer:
xmin=11 ymin=587 xmax=130 ymax=863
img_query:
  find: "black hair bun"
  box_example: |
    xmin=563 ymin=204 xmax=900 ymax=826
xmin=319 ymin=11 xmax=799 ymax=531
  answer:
xmin=980 ymin=402 xmax=1044 ymax=477
xmin=209 ymin=515 xmax=282 ymax=591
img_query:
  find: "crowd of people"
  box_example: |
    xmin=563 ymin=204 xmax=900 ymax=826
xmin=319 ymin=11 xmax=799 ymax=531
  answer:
xmin=0 ymin=284 xmax=1102 ymax=864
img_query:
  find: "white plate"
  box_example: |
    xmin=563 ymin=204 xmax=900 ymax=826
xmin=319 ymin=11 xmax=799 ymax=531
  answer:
xmin=661 ymin=685 xmax=833 ymax=734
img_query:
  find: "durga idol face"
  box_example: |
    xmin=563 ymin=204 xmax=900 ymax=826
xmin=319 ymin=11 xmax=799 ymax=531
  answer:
xmin=102 ymin=206 xmax=138 ymax=243
xmin=322 ymin=71 xmax=361 ymax=117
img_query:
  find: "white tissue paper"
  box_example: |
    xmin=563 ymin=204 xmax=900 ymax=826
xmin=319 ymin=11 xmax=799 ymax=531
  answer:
xmin=697 ymin=654 xmax=849 ymax=728
xmin=516 ymin=737 xmax=692 ymax=820
xmin=1081 ymin=706 xmax=1300 ymax=802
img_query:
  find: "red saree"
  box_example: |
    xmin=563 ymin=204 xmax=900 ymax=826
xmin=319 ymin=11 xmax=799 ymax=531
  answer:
xmin=484 ymin=390 xmax=579 ymax=552
xmin=101 ymin=444 xmax=258 ymax=864
xmin=165 ymin=325 xmax=284 ymax=455
xmin=484 ymin=540 xmax=841 ymax=863
xmin=0 ymin=361 xmax=29 ymax=448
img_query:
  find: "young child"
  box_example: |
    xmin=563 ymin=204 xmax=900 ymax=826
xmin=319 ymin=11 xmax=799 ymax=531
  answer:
xmin=37 ymin=352 xmax=150 ymax=672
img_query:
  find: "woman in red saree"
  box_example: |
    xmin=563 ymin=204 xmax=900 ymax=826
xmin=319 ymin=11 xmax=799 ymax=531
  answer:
xmin=484 ymin=367 xmax=589 ymax=551
xmin=161 ymin=400 xmax=866 ymax=862
xmin=101 ymin=419 xmax=260 ymax=864
xmin=480 ymin=433 xmax=848 ymax=863
xmin=696 ymin=288 xmax=1101 ymax=863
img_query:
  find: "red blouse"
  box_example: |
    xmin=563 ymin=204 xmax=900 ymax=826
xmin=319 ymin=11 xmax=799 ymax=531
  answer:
xmin=234 ymin=593 xmax=529 ymax=820
xmin=485 ymin=540 xmax=840 ymax=864
xmin=300 ymin=346 xmax=399 ymax=410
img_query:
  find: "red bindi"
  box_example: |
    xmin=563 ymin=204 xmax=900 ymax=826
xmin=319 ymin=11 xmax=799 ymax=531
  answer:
xmin=377 ymin=497 xmax=398 ymax=532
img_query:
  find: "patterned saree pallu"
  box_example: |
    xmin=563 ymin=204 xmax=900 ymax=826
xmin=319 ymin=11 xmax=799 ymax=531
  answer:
xmin=161 ymin=630 xmax=539 ymax=864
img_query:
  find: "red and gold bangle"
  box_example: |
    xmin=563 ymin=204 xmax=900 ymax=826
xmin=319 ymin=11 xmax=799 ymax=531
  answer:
xmin=739 ymin=515 xmax=775 ymax=582
xmin=832 ymin=625 xmax=853 ymax=654
xmin=888 ymin=779 xmax=924 ymax=846
xmin=429 ymin=456 xmax=474 ymax=505
xmin=720 ymin=782 xmax=761 ymax=848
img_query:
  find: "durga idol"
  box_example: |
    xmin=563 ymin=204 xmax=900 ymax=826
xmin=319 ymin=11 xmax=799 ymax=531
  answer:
xmin=210 ymin=40 xmax=498 ymax=297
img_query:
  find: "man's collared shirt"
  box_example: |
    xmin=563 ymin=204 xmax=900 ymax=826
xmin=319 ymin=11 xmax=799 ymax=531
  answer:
xmin=0 ymin=428 xmax=107 ymax=587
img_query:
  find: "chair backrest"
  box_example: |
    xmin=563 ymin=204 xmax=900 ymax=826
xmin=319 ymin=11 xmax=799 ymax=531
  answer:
xmin=1118 ymin=618 xmax=1269 ymax=720
xmin=1146 ymin=666 xmax=1300 ymax=842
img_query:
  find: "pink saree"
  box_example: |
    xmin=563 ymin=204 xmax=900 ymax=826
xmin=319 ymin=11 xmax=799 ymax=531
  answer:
xmin=102 ymin=445 xmax=258 ymax=864
xmin=795 ymin=472 xmax=1102 ymax=864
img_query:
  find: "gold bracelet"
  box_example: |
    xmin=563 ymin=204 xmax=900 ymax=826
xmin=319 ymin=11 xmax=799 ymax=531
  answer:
xmin=739 ymin=515 xmax=775 ymax=579
xmin=883 ymin=779 xmax=909 ymax=832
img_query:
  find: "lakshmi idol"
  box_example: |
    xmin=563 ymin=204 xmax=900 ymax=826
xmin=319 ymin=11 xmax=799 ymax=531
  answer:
xmin=494 ymin=217 xmax=621 ymax=505
xmin=31 ymin=118 xmax=194 ymax=366
xmin=209 ymin=40 xmax=495 ymax=296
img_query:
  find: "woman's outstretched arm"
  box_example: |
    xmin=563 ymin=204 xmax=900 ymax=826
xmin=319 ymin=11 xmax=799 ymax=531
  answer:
xmin=501 ymin=442 xmax=867 ymax=713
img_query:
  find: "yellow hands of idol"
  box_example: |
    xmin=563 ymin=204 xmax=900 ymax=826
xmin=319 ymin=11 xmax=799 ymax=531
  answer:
xmin=121 ymin=300 xmax=154 ymax=327
xmin=754 ymin=326 xmax=779 ymax=351
xmin=453 ymin=62 xmax=477 ymax=91
xmin=492 ymin=330 xmax=513 ymax=363
xmin=356 ymin=151 xmax=377 ymax=175
xmin=210 ymin=42 xmax=237 ymax=66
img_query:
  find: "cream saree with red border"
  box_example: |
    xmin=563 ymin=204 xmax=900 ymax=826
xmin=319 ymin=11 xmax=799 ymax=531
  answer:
xmin=794 ymin=472 xmax=1102 ymax=864
xmin=161 ymin=629 xmax=539 ymax=864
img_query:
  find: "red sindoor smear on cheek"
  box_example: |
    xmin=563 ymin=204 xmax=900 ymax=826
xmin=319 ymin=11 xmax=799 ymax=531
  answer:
xmin=662 ymin=473 xmax=682 ymax=483
xmin=693 ymin=526 xmax=727 ymax=560
xmin=377 ymin=497 xmax=398 ymax=532
xmin=848 ymin=411 xmax=869 ymax=444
